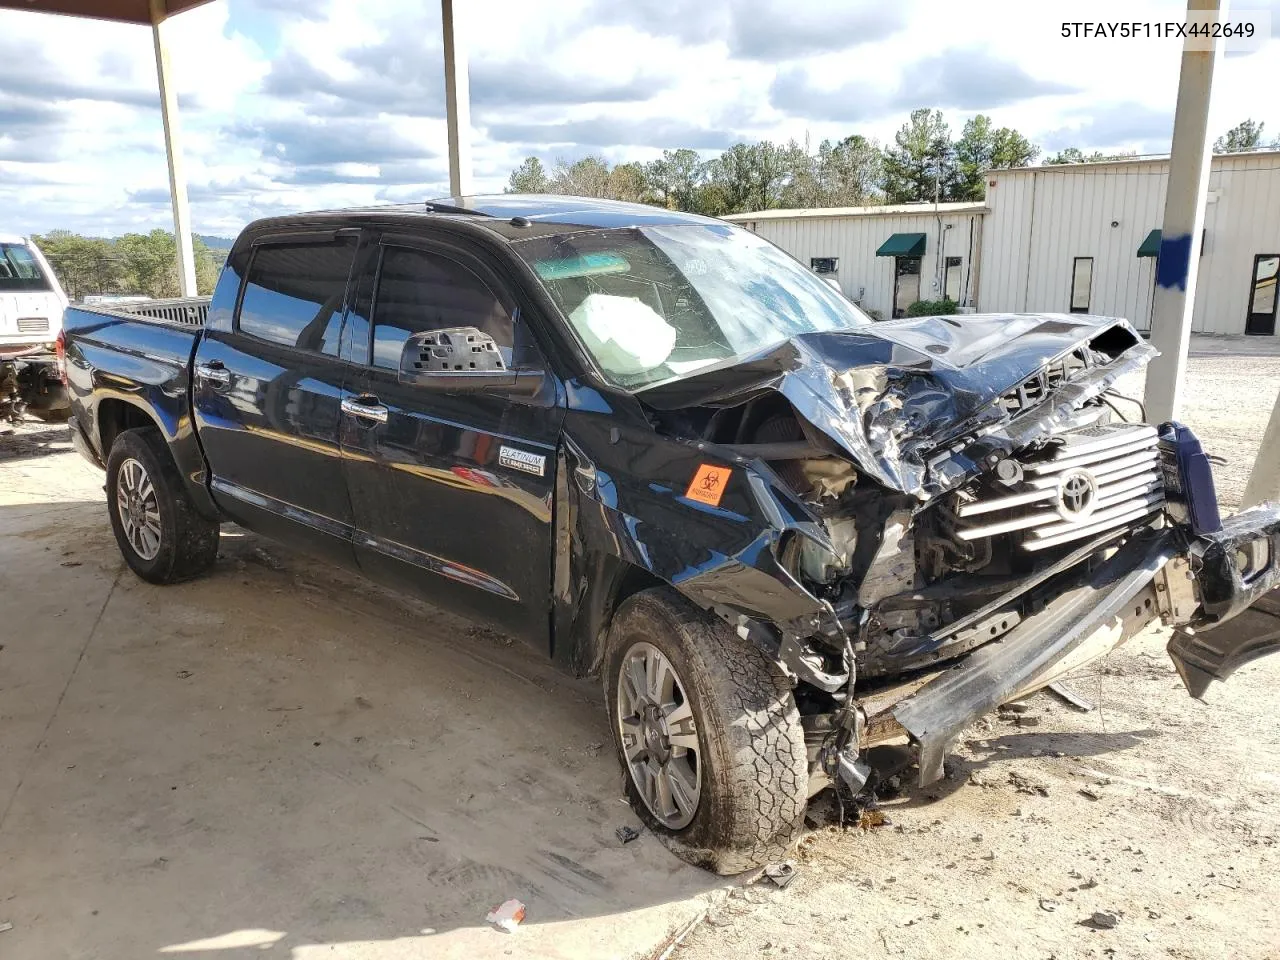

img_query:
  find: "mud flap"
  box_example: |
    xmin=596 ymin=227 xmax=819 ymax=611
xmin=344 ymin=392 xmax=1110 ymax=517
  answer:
xmin=1167 ymin=589 xmax=1280 ymax=699
xmin=892 ymin=531 xmax=1177 ymax=785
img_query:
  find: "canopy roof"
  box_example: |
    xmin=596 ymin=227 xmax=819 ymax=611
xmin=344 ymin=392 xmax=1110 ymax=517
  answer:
xmin=0 ymin=0 xmax=212 ymax=23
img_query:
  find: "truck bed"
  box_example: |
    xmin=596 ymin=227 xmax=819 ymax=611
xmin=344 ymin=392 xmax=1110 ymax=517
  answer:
xmin=61 ymin=302 xmax=210 ymax=503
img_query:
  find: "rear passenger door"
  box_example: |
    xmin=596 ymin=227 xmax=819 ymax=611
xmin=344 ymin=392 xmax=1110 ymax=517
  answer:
xmin=339 ymin=234 xmax=566 ymax=646
xmin=193 ymin=230 xmax=366 ymax=567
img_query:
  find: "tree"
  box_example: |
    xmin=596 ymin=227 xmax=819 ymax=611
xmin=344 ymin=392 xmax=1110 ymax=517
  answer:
xmin=882 ymin=109 xmax=956 ymax=203
xmin=1214 ymin=119 xmax=1266 ymax=153
xmin=645 ymin=148 xmax=704 ymax=210
xmin=606 ymin=162 xmax=652 ymax=203
xmin=32 ymin=230 xmax=122 ymax=301
xmin=1044 ymin=147 xmax=1138 ymax=164
xmin=507 ymin=157 xmax=549 ymax=193
xmin=815 ymin=135 xmax=883 ymax=206
xmin=549 ymin=156 xmax=612 ymax=197
xmin=704 ymin=141 xmax=794 ymax=214
xmin=953 ymin=115 xmax=1040 ymax=200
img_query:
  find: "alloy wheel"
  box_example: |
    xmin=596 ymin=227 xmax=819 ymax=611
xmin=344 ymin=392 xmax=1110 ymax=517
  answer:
xmin=616 ymin=641 xmax=701 ymax=829
xmin=116 ymin=457 xmax=162 ymax=561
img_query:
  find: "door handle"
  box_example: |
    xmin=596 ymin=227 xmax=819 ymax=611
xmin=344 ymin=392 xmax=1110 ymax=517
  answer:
xmin=195 ymin=360 xmax=231 ymax=386
xmin=341 ymin=394 xmax=389 ymax=424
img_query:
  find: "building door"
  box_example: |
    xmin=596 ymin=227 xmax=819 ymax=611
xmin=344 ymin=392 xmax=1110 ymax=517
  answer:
xmin=1245 ymin=254 xmax=1279 ymax=336
xmin=944 ymin=256 xmax=963 ymax=304
xmin=1070 ymin=257 xmax=1093 ymax=313
xmin=893 ymin=256 xmax=922 ymax=318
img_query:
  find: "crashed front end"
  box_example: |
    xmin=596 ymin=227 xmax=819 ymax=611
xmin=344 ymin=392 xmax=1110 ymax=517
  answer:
xmin=613 ymin=313 xmax=1280 ymax=795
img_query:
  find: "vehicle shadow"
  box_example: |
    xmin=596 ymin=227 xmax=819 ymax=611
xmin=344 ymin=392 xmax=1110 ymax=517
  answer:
xmin=0 ymin=423 xmax=72 ymax=463
xmin=0 ymin=501 xmax=722 ymax=960
xmin=867 ymin=727 xmax=1161 ymax=809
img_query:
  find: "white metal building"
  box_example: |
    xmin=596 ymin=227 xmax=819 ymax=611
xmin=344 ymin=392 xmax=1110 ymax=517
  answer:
xmin=726 ymin=202 xmax=987 ymax=320
xmin=727 ymin=150 xmax=1280 ymax=336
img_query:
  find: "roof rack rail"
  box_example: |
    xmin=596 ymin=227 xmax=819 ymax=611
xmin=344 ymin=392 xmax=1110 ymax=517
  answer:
xmin=422 ymin=200 xmax=491 ymax=216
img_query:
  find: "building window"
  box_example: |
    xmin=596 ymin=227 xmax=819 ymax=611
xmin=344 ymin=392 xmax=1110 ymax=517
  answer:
xmin=893 ymin=257 xmax=922 ymax=318
xmin=1070 ymin=257 xmax=1093 ymax=314
xmin=944 ymin=256 xmax=963 ymax=303
xmin=1246 ymin=254 xmax=1279 ymax=336
xmin=810 ymin=257 xmax=838 ymax=275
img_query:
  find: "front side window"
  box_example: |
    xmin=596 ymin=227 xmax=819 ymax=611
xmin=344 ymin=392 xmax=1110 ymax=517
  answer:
xmin=1070 ymin=257 xmax=1093 ymax=313
xmin=512 ymin=224 xmax=869 ymax=389
xmin=237 ymin=237 xmax=358 ymax=354
xmin=0 ymin=243 xmax=51 ymax=292
xmin=369 ymin=246 xmax=513 ymax=370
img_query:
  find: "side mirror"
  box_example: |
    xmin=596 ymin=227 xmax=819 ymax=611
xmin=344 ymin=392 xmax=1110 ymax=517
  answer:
xmin=397 ymin=326 xmax=545 ymax=398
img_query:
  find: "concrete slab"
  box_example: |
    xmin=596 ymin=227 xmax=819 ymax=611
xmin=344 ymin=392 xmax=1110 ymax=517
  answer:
xmin=0 ymin=427 xmax=720 ymax=959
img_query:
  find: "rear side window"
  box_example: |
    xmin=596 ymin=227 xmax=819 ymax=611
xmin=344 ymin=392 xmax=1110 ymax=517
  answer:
xmin=237 ymin=238 xmax=358 ymax=354
xmin=370 ymin=246 xmax=513 ymax=370
xmin=0 ymin=243 xmax=51 ymax=292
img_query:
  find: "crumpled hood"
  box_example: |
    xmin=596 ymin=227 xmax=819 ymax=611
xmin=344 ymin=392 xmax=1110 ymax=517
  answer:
xmin=637 ymin=313 xmax=1156 ymax=499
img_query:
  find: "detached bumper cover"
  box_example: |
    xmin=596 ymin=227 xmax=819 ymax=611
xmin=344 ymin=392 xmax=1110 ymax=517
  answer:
xmin=1167 ymin=506 xmax=1280 ymax=698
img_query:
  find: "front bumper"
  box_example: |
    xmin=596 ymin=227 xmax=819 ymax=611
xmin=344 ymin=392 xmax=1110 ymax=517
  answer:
xmin=880 ymin=506 xmax=1280 ymax=785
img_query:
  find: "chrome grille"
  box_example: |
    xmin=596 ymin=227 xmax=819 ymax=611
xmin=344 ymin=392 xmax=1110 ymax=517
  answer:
xmin=16 ymin=317 xmax=48 ymax=334
xmin=952 ymin=423 xmax=1164 ymax=552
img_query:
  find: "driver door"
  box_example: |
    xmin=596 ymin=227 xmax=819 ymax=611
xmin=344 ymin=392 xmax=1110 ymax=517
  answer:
xmin=339 ymin=233 xmax=566 ymax=646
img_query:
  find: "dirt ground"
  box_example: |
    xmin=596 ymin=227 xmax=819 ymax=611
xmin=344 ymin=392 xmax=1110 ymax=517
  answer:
xmin=2 ymin=338 xmax=1279 ymax=960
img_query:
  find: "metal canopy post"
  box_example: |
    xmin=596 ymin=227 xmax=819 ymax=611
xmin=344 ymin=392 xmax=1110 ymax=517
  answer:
xmin=149 ymin=0 xmax=197 ymax=297
xmin=441 ymin=0 xmax=473 ymax=198
xmin=1143 ymin=0 xmax=1222 ymax=423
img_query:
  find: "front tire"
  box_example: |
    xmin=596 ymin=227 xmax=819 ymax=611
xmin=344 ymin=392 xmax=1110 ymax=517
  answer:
xmin=105 ymin=427 xmax=219 ymax=584
xmin=604 ymin=589 xmax=808 ymax=874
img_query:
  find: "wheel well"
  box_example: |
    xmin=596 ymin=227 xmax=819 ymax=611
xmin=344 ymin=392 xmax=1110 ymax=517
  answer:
xmin=613 ymin=564 xmax=668 ymax=617
xmin=97 ymin=399 xmax=160 ymax=456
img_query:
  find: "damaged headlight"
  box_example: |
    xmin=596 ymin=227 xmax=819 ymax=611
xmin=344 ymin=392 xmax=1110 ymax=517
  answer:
xmin=781 ymin=521 xmax=856 ymax=586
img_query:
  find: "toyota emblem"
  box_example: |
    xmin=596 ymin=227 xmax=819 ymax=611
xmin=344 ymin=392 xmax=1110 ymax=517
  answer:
xmin=1056 ymin=469 xmax=1099 ymax=521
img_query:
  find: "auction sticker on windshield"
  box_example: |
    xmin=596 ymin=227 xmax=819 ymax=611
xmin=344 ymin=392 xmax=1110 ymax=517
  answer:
xmin=685 ymin=464 xmax=731 ymax=507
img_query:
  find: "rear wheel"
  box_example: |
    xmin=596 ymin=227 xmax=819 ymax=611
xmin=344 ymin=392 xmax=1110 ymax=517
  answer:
xmin=105 ymin=427 xmax=219 ymax=584
xmin=604 ymin=589 xmax=807 ymax=874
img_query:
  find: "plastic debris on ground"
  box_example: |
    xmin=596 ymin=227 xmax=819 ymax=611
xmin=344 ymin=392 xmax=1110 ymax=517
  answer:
xmin=485 ymin=899 xmax=526 ymax=933
xmin=615 ymin=825 xmax=640 ymax=844
xmin=761 ymin=861 xmax=798 ymax=889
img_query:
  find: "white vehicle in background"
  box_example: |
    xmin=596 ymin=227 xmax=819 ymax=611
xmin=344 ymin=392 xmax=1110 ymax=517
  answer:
xmin=1 ymin=234 xmax=71 ymax=424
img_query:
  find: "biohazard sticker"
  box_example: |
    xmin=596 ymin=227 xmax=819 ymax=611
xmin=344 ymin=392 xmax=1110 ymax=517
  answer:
xmin=685 ymin=464 xmax=730 ymax=507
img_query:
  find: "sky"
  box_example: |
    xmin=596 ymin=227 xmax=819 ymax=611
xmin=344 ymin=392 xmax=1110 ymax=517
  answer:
xmin=1 ymin=0 xmax=1278 ymax=239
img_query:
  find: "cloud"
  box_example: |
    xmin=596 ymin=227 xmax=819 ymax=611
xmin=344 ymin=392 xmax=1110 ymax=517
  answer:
xmin=485 ymin=116 xmax=739 ymax=150
xmin=728 ymin=0 xmax=907 ymax=59
xmin=1041 ymin=103 xmax=1174 ymax=153
xmin=771 ymin=49 xmax=1078 ymax=123
xmin=0 ymin=36 xmax=159 ymax=109
xmin=228 ymin=115 xmax=438 ymax=167
xmin=592 ymin=0 xmax=908 ymax=59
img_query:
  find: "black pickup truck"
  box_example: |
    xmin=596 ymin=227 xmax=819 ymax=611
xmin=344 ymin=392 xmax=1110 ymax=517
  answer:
xmin=64 ymin=195 xmax=1280 ymax=873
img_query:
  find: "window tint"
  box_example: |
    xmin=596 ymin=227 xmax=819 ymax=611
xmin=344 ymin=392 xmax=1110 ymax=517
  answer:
xmin=237 ymin=238 xmax=358 ymax=353
xmin=370 ymin=246 xmax=513 ymax=370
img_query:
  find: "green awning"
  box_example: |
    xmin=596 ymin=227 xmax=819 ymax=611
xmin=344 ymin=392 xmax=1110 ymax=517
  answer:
xmin=1137 ymin=229 xmax=1162 ymax=258
xmin=876 ymin=233 xmax=927 ymax=257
